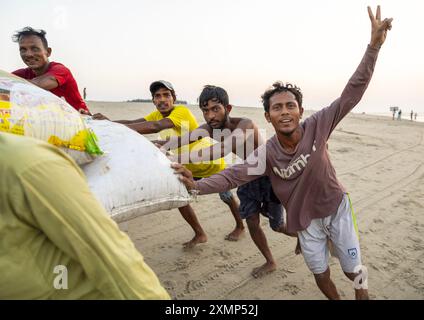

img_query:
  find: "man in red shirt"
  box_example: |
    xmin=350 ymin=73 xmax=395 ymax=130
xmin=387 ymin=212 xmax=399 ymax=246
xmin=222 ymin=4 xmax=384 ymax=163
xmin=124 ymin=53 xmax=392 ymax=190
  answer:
xmin=12 ymin=27 xmax=90 ymax=115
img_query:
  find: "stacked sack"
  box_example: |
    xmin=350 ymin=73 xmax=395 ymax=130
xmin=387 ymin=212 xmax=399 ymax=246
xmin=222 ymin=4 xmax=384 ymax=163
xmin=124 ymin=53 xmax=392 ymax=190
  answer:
xmin=0 ymin=70 xmax=102 ymax=164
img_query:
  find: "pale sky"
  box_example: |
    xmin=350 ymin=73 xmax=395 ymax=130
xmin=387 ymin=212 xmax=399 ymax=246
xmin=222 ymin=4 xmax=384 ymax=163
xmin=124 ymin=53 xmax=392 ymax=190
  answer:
xmin=1 ymin=0 xmax=423 ymax=114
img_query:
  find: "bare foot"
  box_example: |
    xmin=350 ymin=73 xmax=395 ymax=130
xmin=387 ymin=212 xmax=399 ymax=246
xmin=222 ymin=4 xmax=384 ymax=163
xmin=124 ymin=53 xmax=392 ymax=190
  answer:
xmin=182 ymin=234 xmax=207 ymax=249
xmin=251 ymin=262 xmax=277 ymax=278
xmin=224 ymin=227 xmax=245 ymax=241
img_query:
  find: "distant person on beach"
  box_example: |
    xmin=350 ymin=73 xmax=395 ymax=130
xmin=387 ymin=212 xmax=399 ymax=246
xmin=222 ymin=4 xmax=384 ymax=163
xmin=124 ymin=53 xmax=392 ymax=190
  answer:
xmin=173 ymin=6 xmax=392 ymax=299
xmin=0 ymin=132 xmax=169 ymax=299
xmin=157 ymin=85 xmax=299 ymax=278
xmin=397 ymin=109 xmax=402 ymax=120
xmin=415 ymin=112 xmax=418 ymax=121
xmin=83 ymin=87 xmax=87 ymax=100
xmin=92 ymin=80 xmax=245 ymax=247
xmin=11 ymin=27 xmax=91 ymax=115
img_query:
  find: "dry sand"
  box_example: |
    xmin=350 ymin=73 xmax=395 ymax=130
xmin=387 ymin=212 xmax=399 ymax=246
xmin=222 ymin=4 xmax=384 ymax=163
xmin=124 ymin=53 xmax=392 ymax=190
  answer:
xmin=89 ymin=101 xmax=424 ymax=300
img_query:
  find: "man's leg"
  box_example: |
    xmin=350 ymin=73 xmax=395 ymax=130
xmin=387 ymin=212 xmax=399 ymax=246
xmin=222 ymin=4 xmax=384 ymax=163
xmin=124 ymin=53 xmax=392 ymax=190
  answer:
xmin=178 ymin=205 xmax=207 ymax=248
xmin=236 ymin=180 xmax=276 ymax=277
xmin=246 ymin=213 xmax=277 ymax=278
xmin=298 ymin=218 xmax=341 ymax=299
xmin=313 ymin=268 xmax=341 ymax=300
xmin=219 ymin=191 xmax=245 ymax=241
xmin=344 ymin=271 xmax=369 ymax=300
xmin=330 ymin=194 xmax=369 ymax=300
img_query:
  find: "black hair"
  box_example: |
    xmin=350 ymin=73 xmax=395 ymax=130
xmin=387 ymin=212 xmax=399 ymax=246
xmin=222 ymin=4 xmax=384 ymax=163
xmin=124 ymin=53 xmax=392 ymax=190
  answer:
xmin=261 ymin=81 xmax=303 ymax=112
xmin=198 ymin=85 xmax=229 ymax=108
xmin=12 ymin=27 xmax=49 ymax=49
xmin=151 ymin=84 xmax=177 ymax=102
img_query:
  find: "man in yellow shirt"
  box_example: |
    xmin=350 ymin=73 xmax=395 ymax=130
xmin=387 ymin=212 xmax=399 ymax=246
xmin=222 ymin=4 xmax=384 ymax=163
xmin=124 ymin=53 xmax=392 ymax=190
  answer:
xmin=93 ymin=80 xmax=245 ymax=247
xmin=0 ymin=132 xmax=170 ymax=299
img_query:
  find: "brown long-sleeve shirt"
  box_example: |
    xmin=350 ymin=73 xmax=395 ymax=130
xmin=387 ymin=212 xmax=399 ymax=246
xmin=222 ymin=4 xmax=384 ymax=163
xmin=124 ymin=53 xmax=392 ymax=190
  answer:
xmin=195 ymin=45 xmax=380 ymax=233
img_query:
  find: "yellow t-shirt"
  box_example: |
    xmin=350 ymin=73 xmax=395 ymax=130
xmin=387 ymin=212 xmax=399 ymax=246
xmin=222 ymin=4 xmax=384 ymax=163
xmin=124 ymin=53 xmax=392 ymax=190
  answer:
xmin=0 ymin=133 xmax=170 ymax=299
xmin=144 ymin=105 xmax=226 ymax=178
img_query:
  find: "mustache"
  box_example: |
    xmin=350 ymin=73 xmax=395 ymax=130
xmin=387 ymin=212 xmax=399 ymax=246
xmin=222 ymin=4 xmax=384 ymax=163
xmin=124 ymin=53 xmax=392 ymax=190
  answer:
xmin=207 ymin=120 xmax=223 ymax=127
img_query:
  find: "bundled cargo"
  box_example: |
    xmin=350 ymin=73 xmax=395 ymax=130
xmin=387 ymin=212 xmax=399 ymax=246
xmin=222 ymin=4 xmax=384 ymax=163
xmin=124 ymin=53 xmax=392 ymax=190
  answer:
xmin=83 ymin=119 xmax=191 ymax=222
xmin=0 ymin=69 xmax=190 ymax=220
xmin=0 ymin=70 xmax=102 ymax=164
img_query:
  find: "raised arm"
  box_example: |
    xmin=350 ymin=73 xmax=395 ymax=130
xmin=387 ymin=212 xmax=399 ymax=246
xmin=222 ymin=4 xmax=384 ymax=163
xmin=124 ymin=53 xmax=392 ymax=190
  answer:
xmin=318 ymin=6 xmax=392 ymax=136
xmin=368 ymin=5 xmax=393 ymax=50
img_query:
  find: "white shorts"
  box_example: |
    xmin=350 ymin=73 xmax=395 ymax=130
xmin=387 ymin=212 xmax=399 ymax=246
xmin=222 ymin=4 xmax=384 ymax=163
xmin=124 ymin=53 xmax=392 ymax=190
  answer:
xmin=297 ymin=193 xmax=361 ymax=274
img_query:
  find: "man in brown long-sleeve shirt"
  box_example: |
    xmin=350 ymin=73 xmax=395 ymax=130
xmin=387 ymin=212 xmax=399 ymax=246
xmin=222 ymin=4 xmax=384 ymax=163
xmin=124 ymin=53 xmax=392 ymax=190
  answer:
xmin=173 ymin=6 xmax=392 ymax=299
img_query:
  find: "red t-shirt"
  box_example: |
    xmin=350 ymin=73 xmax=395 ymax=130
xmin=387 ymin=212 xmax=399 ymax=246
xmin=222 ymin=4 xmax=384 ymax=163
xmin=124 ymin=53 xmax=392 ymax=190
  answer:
xmin=12 ymin=62 xmax=89 ymax=113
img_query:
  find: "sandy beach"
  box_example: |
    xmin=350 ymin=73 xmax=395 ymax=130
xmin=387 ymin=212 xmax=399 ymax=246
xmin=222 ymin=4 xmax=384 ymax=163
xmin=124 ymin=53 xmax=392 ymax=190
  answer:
xmin=89 ymin=101 xmax=424 ymax=300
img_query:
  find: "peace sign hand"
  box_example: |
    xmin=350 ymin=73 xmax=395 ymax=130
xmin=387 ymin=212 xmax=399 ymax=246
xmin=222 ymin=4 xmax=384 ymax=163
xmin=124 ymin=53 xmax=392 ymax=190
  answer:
xmin=368 ymin=5 xmax=393 ymax=49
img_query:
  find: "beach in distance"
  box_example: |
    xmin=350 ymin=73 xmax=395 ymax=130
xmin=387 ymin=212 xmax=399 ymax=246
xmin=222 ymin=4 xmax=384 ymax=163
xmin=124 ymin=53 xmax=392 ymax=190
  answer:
xmin=89 ymin=101 xmax=424 ymax=300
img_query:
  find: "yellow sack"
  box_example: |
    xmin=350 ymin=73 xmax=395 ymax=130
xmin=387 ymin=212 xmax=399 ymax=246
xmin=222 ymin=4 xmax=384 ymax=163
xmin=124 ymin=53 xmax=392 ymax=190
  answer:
xmin=0 ymin=70 xmax=102 ymax=164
